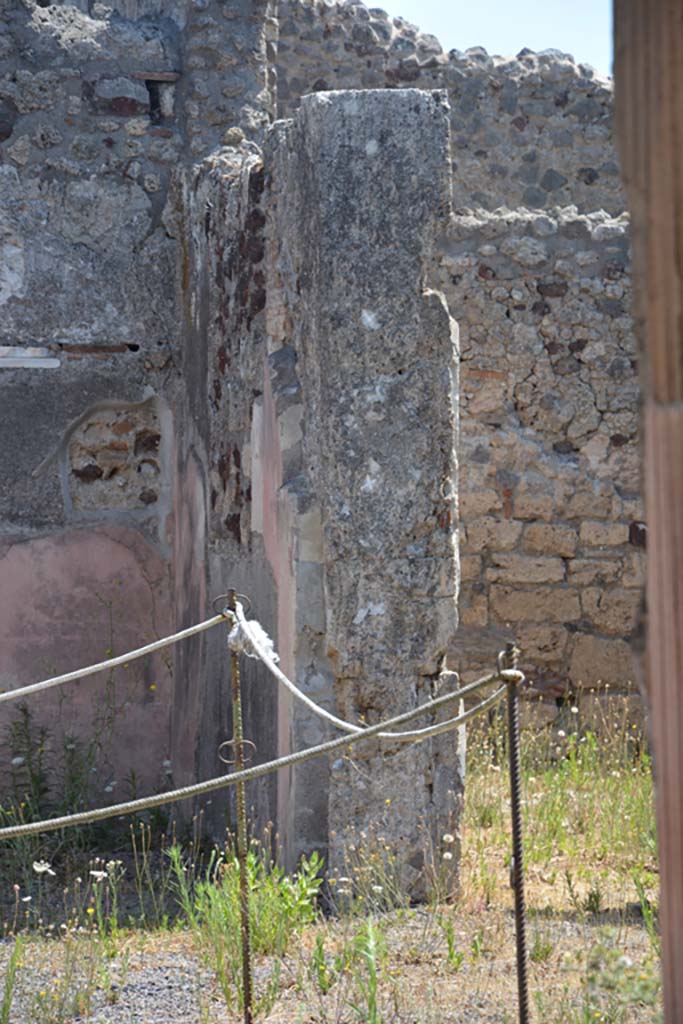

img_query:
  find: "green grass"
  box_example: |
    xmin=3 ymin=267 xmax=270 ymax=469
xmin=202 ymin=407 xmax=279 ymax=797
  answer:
xmin=0 ymin=694 xmax=661 ymax=1023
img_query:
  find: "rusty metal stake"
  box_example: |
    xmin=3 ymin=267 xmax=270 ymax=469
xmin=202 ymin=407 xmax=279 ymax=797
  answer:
xmin=504 ymin=641 xmax=530 ymax=1024
xmin=227 ymin=589 xmax=253 ymax=1024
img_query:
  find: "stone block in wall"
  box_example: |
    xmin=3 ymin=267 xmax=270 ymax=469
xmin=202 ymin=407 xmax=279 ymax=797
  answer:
xmin=621 ymin=550 xmax=646 ymax=588
xmin=565 ymin=486 xmax=619 ymax=520
xmin=580 ymin=587 xmax=641 ymax=636
xmin=580 ymin=521 xmax=631 ymax=547
xmin=486 ymin=554 xmax=565 ymax=584
xmin=568 ymin=558 xmax=623 ymax=586
xmin=460 ymin=488 xmax=503 ymax=518
xmin=522 ymin=522 xmax=578 ymax=557
xmin=460 ymin=590 xmax=488 ymax=628
xmin=518 ymin=624 xmax=571 ymax=666
xmin=569 ymin=633 xmax=635 ymax=687
xmin=490 ymin=585 xmax=581 ymax=623
xmin=463 ymin=516 xmax=522 ymax=552
xmin=466 ymin=376 xmax=507 ymax=415
xmin=87 ymin=77 xmax=150 ymax=117
xmin=513 ymin=484 xmax=556 ymax=521
xmin=460 ymin=555 xmax=482 ymax=582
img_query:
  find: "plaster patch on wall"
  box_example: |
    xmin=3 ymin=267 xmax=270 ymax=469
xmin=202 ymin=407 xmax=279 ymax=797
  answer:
xmin=298 ymin=505 xmax=323 ymax=562
xmin=278 ymin=403 xmax=303 ymax=449
xmin=250 ymin=398 xmax=264 ymax=535
xmin=361 ymin=308 xmax=379 ymax=330
xmin=352 ymin=601 xmax=386 ymax=625
xmin=360 ymin=458 xmax=381 ymax=493
xmin=0 ymin=346 xmax=59 ymax=369
xmin=0 ymin=240 xmax=25 ymax=304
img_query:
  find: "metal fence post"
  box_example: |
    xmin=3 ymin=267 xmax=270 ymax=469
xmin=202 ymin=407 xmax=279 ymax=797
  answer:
xmin=227 ymin=589 xmax=253 ymax=1024
xmin=504 ymin=641 xmax=529 ymax=1024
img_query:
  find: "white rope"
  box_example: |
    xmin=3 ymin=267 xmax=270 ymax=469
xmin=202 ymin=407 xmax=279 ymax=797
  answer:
xmin=0 ymin=614 xmax=228 ymax=704
xmin=232 ymin=602 xmax=513 ymax=742
xmin=0 ymin=675 xmax=513 ymax=840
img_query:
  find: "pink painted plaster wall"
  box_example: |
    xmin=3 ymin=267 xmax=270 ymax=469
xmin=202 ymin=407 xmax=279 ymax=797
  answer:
xmin=0 ymin=527 xmax=173 ymax=802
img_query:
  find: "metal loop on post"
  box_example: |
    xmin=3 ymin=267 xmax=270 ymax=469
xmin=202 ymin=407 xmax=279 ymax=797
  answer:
xmin=212 ymin=591 xmax=252 ymax=616
xmin=218 ymin=738 xmax=257 ymax=767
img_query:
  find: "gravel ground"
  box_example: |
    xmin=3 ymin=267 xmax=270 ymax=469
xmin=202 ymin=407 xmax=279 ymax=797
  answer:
xmin=2 ymin=938 xmax=225 ymax=1024
xmin=0 ymin=906 xmax=658 ymax=1023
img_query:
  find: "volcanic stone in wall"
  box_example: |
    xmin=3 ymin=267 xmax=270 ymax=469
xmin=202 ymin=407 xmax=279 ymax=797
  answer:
xmin=68 ymin=405 xmax=163 ymax=511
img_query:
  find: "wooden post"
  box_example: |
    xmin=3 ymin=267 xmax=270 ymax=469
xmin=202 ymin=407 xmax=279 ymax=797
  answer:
xmin=613 ymin=3 xmax=683 ymax=1018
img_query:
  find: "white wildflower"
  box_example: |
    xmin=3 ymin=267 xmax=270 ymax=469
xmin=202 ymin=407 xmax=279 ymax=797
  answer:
xmin=371 ymin=885 xmax=383 ymax=894
xmin=442 ymin=851 xmax=453 ymax=862
xmin=89 ymin=870 xmax=108 ymax=882
xmin=11 ymin=756 xmax=24 ymax=767
xmin=557 ymin=730 xmax=566 ymax=738
xmin=570 ymin=706 xmax=579 ymax=714
xmin=33 ymin=860 xmax=55 ymax=876
xmin=442 ymin=833 xmax=455 ymax=845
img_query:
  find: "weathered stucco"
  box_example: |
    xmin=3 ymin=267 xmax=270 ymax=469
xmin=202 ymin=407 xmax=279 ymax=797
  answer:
xmin=0 ymin=0 xmax=275 ymax=816
xmin=262 ymin=90 xmax=462 ymax=879
xmin=0 ymin=528 xmax=173 ymax=797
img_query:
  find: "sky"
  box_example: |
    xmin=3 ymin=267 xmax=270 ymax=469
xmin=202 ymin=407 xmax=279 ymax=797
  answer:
xmin=377 ymin=0 xmax=613 ymax=78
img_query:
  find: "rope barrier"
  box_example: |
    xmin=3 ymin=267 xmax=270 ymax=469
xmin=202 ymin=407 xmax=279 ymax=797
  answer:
xmin=0 ymin=589 xmax=528 ymax=1023
xmin=0 ymin=673 xmax=516 ymax=841
xmin=232 ymin=603 xmax=501 ymax=742
xmin=0 ymin=614 xmax=228 ymax=704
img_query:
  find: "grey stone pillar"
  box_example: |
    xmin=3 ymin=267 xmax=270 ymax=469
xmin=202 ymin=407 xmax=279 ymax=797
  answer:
xmin=255 ymin=89 xmax=461 ymax=886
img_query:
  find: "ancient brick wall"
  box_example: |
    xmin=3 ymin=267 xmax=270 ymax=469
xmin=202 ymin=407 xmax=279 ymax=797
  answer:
xmin=276 ymin=0 xmax=644 ymax=694
xmin=0 ymin=0 xmax=644 ymax=864
xmin=0 ymin=0 xmax=274 ymax=805
xmin=438 ymin=208 xmax=641 ymax=690
xmin=277 ymin=0 xmax=624 ymax=215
